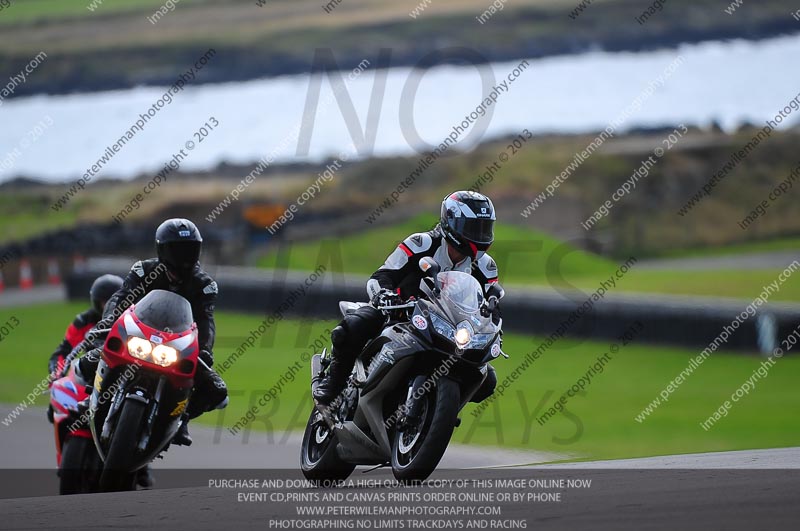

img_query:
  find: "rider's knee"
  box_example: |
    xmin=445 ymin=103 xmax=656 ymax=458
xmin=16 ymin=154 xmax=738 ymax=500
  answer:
xmin=347 ymin=306 xmax=384 ymax=338
xmin=333 ymin=307 xmax=384 ymax=357
xmin=331 ymin=324 xmax=348 ymax=350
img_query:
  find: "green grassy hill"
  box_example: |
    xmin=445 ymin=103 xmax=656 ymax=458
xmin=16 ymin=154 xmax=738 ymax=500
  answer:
xmin=0 ymin=0 xmax=209 ymax=24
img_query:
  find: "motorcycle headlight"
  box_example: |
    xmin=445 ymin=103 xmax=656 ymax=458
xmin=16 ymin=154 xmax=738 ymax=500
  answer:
xmin=455 ymin=327 xmax=472 ymax=348
xmin=151 ymin=345 xmax=178 ymax=367
xmin=128 ymin=336 xmax=153 ymax=360
xmin=470 ymin=333 xmax=495 ymax=348
xmin=430 ymin=312 xmax=456 ymax=342
xmin=455 ymin=321 xmax=475 ymax=350
xmin=127 ymin=337 xmax=179 ymax=367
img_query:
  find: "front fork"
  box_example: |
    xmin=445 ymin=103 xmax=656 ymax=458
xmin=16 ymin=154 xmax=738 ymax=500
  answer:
xmin=138 ymin=376 xmax=166 ymax=451
xmin=399 ymin=375 xmax=429 ymax=430
xmin=98 ymin=368 xmax=165 ymax=451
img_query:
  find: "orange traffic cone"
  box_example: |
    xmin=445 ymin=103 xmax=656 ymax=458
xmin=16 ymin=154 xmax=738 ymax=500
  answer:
xmin=19 ymin=259 xmax=33 ymax=290
xmin=47 ymin=258 xmax=61 ymax=285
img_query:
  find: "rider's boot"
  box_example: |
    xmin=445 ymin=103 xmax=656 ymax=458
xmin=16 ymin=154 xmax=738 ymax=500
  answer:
xmin=312 ymin=353 xmax=353 ymax=406
xmin=313 ymin=314 xmax=382 ymax=405
xmin=172 ymin=416 xmax=193 ymax=447
xmin=172 ymin=362 xmax=228 ymax=447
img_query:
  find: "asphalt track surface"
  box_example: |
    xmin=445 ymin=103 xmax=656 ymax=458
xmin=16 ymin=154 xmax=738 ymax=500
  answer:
xmin=0 ymin=286 xmax=65 ymax=308
xmin=0 ymin=406 xmax=568 ymax=471
xmin=2 ymin=408 xmax=799 ymax=530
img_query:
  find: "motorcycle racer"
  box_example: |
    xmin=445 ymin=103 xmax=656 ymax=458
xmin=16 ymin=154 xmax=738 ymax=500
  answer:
xmin=75 ymin=218 xmax=228 ymax=447
xmin=46 ymin=273 xmax=161 ymax=490
xmin=47 ymin=274 xmax=123 ymax=385
xmin=313 ymin=191 xmax=501 ymax=405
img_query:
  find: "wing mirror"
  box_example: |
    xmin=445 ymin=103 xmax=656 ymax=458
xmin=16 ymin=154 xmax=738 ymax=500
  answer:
xmin=485 ymin=282 xmax=504 ymax=301
xmin=482 ymin=282 xmax=504 ymax=318
xmin=419 ymin=257 xmax=441 ymax=294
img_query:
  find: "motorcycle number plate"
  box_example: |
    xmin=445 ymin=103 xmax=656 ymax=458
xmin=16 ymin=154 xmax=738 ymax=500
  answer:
xmin=412 ymin=315 xmax=428 ymax=330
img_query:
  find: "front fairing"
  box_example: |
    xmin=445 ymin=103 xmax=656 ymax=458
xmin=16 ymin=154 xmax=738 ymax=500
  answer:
xmin=417 ymin=271 xmax=499 ymax=352
xmin=89 ymin=290 xmax=199 ymax=470
xmin=51 ymin=365 xmax=90 ymax=425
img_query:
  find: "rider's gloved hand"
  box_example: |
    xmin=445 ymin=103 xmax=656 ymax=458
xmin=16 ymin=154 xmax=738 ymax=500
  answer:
xmin=199 ymin=349 xmax=214 ymax=366
xmin=371 ymin=288 xmax=401 ymax=308
xmin=73 ymin=358 xmax=91 ymax=387
xmin=481 ymin=296 xmax=502 ymax=324
xmin=74 ymin=347 xmax=101 ymax=388
xmin=47 ymin=357 xmax=60 ymax=381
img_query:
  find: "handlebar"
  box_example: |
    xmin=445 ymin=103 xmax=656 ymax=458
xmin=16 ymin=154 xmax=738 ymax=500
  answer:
xmin=378 ymin=302 xmax=417 ymax=311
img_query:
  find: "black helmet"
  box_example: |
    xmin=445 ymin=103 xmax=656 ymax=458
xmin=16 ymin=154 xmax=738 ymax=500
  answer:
xmin=89 ymin=274 xmax=124 ymax=314
xmin=439 ymin=191 xmax=496 ymax=259
xmin=155 ymin=218 xmax=203 ymax=275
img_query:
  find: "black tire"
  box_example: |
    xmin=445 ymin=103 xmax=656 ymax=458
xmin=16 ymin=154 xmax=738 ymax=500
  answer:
xmin=99 ymin=400 xmax=146 ymax=492
xmin=59 ymin=437 xmax=100 ymax=495
xmin=300 ymin=408 xmax=355 ymax=484
xmin=391 ymin=377 xmax=460 ymax=482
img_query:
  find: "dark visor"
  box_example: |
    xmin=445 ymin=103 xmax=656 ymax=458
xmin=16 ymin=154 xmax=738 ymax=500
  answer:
xmin=164 ymin=241 xmax=201 ymax=268
xmin=452 ymin=216 xmax=494 ymax=245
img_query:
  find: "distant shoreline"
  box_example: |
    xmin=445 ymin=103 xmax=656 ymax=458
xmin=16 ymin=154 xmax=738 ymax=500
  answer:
xmin=1 ymin=8 xmax=797 ymax=99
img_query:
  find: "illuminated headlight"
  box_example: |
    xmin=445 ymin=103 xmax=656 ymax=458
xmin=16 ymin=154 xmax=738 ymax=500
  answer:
xmin=152 ymin=345 xmax=178 ymax=367
xmin=455 ymin=321 xmax=475 ymax=349
xmin=127 ymin=337 xmax=178 ymax=367
xmin=455 ymin=327 xmax=472 ymax=349
xmin=128 ymin=337 xmax=153 ymax=360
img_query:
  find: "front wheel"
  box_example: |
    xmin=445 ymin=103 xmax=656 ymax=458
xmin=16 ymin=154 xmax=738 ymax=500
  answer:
xmin=300 ymin=408 xmax=355 ymax=484
xmin=59 ymin=436 xmax=101 ymax=495
xmin=99 ymin=400 xmax=146 ymax=492
xmin=391 ymin=377 xmax=460 ymax=482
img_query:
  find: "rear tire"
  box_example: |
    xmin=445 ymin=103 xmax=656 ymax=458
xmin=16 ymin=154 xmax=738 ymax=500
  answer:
xmin=59 ymin=437 xmax=100 ymax=495
xmin=300 ymin=408 xmax=355 ymax=484
xmin=391 ymin=377 xmax=460 ymax=482
xmin=99 ymin=400 xmax=146 ymax=492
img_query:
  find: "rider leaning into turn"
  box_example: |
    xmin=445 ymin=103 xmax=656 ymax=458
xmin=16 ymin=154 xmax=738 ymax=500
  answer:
xmin=313 ymin=190 xmax=500 ymax=405
xmin=75 ymin=218 xmax=228 ymax=447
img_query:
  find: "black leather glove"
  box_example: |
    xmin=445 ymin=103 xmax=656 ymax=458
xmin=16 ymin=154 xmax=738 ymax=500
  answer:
xmin=74 ymin=347 xmax=102 ymax=387
xmin=371 ymin=288 xmax=401 ymax=308
xmin=199 ymin=349 xmax=214 ymax=367
xmin=481 ymin=295 xmax=500 ymax=318
xmin=47 ymin=357 xmax=60 ymax=379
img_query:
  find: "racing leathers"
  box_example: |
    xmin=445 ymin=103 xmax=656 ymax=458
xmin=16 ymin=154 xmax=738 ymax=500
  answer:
xmin=48 ymin=308 xmax=101 ymax=378
xmin=313 ymin=226 xmax=499 ymax=404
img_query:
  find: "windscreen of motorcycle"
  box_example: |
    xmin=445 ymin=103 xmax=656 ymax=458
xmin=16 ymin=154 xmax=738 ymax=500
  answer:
xmin=133 ymin=289 xmax=194 ymax=333
xmin=434 ymin=271 xmax=490 ymax=328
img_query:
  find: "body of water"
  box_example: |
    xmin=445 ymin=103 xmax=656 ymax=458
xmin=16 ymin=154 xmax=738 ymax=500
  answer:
xmin=1 ymin=34 xmax=799 ymax=183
